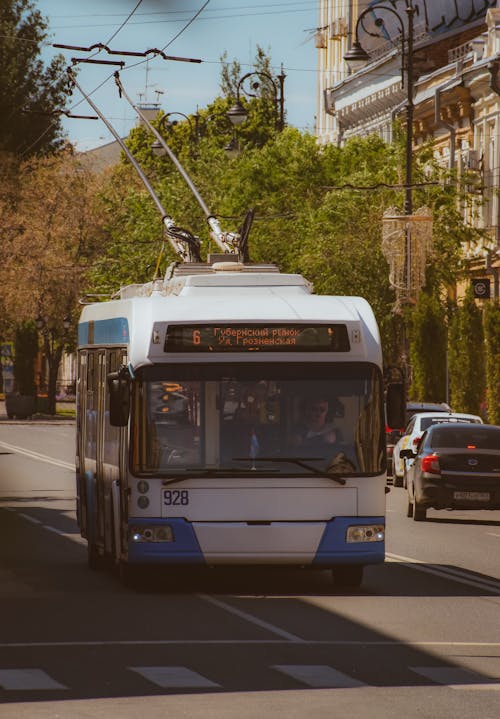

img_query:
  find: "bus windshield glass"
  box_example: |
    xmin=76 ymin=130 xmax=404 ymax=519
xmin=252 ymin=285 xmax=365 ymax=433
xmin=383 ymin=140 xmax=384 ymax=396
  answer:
xmin=131 ymin=362 xmax=384 ymax=477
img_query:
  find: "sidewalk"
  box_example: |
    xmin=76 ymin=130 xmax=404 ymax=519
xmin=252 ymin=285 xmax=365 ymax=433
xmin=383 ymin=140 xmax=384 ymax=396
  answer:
xmin=0 ymin=399 xmax=76 ymax=424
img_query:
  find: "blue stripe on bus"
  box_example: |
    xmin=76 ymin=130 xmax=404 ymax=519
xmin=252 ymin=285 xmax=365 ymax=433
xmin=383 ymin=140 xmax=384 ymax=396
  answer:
xmin=127 ymin=518 xmax=204 ymax=564
xmin=313 ymin=517 xmax=385 ymax=566
xmin=78 ymin=318 xmax=129 ymax=346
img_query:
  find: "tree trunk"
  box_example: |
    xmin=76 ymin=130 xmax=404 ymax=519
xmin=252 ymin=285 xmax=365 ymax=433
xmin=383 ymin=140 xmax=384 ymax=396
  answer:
xmin=46 ymin=345 xmax=63 ymax=415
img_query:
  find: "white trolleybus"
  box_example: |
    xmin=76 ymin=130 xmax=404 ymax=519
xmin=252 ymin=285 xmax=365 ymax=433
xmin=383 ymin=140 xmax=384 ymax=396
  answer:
xmin=76 ymin=260 xmax=404 ymax=588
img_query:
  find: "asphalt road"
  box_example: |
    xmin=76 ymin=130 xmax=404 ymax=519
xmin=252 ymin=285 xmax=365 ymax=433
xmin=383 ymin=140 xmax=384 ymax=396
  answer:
xmin=0 ymin=422 xmax=499 ymax=719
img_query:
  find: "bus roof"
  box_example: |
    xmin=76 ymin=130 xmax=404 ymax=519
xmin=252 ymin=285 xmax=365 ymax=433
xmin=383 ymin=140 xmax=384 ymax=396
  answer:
xmin=78 ymin=267 xmax=382 ymax=367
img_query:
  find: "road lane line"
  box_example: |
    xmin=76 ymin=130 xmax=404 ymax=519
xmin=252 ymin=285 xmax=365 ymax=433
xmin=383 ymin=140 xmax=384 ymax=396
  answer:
xmin=17 ymin=513 xmax=43 ymax=525
xmin=1 ymin=640 xmax=500 ymax=649
xmin=386 ymin=552 xmax=500 ymax=594
xmin=0 ymin=440 xmax=74 ymax=471
xmin=130 ymin=666 xmax=220 ymax=689
xmin=42 ymin=525 xmax=86 ymax=545
xmin=411 ymin=666 xmax=500 ymax=690
xmin=0 ymin=669 xmax=67 ymax=691
xmin=0 ymin=639 xmax=500 ymax=651
xmin=198 ymin=594 xmax=304 ymax=642
xmin=273 ymin=664 xmax=365 ymax=688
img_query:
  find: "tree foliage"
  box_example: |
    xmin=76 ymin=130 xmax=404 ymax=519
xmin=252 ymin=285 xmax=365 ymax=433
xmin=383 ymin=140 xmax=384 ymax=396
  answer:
xmin=4 ymin=45 xmax=495 ymax=412
xmin=448 ymin=289 xmax=486 ymax=414
xmin=483 ymin=301 xmax=500 ymax=423
xmin=409 ymin=290 xmax=447 ymax=401
xmin=88 ymin=95 xmax=485 ymax=376
xmin=0 ymin=0 xmax=69 ymax=156
xmin=1 ymin=150 xmax=107 ymax=411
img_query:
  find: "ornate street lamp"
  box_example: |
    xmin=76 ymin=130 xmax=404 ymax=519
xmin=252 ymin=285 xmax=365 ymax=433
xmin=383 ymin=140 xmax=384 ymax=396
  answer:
xmin=344 ymin=0 xmax=415 ymax=215
xmin=345 ymin=1 xmax=433 ymax=387
xmin=152 ymin=111 xmax=199 ymax=157
xmin=226 ymin=65 xmax=286 ymax=132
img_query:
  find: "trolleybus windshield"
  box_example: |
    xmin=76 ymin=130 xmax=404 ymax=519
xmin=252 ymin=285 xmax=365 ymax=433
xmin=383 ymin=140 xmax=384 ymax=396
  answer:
xmin=131 ymin=363 xmax=384 ymax=477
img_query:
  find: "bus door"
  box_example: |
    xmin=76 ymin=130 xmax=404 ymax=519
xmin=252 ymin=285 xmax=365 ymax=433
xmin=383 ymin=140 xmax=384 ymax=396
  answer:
xmin=94 ymin=350 xmax=106 ymax=548
xmin=76 ymin=351 xmax=87 ymax=533
xmin=204 ymin=380 xmax=219 ymax=467
xmin=102 ymin=349 xmax=127 ymax=557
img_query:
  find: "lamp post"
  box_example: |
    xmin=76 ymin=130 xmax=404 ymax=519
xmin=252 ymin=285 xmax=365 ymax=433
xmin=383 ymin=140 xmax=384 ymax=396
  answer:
xmin=345 ymin=1 xmax=418 ymax=387
xmin=151 ymin=111 xmax=199 ymax=157
xmin=226 ymin=65 xmax=286 ymax=133
xmin=344 ymin=0 xmax=415 ymax=215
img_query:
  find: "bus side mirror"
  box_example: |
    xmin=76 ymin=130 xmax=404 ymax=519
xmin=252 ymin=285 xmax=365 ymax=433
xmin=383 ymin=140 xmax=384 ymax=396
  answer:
xmin=107 ymin=370 xmax=130 ymax=427
xmin=386 ymin=382 xmax=405 ymax=430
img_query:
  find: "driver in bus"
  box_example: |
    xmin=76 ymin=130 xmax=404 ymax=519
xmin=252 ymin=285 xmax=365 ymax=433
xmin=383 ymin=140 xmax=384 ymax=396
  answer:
xmin=293 ymin=396 xmax=341 ymax=449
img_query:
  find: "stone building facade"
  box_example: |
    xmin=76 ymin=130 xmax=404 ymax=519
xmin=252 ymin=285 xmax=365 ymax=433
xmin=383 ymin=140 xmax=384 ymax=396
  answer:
xmin=316 ymin=0 xmax=500 ymax=302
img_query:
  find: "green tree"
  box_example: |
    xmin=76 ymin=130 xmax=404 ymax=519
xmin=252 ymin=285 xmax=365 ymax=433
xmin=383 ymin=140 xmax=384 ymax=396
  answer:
xmin=448 ymin=289 xmax=486 ymax=414
xmin=83 ymin=57 xmax=488 ymax=386
xmin=0 ymin=0 xmax=68 ymax=156
xmin=483 ymin=301 xmax=500 ymax=423
xmin=409 ymin=290 xmax=447 ymax=401
xmin=1 ymin=150 xmax=106 ymax=413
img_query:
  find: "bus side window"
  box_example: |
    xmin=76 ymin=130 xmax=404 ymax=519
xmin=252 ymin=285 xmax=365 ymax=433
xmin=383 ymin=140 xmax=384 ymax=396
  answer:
xmin=85 ymin=352 xmax=97 ymax=461
xmin=104 ymin=350 xmax=121 ymax=466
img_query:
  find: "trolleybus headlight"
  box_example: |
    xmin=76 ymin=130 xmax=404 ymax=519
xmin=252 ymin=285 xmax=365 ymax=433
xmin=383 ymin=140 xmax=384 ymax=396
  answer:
xmin=137 ymin=496 xmax=150 ymax=509
xmin=137 ymin=480 xmax=149 ymax=494
xmin=154 ymin=526 xmax=174 ymax=541
xmin=346 ymin=525 xmax=384 ymax=543
xmin=129 ymin=525 xmax=174 ymax=542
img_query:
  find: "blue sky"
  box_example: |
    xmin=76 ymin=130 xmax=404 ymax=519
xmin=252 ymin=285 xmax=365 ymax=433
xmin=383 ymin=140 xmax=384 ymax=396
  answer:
xmin=37 ymin=1 xmax=320 ymax=150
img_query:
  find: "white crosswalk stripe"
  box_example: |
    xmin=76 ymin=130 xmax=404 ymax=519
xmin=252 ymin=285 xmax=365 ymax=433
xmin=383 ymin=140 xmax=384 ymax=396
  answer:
xmin=1 ymin=663 xmax=499 ymax=692
xmin=272 ymin=664 xmax=366 ymax=688
xmin=0 ymin=669 xmax=67 ymax=691
xmin=129 ymin=666 xmax=220 ymax=689
xmin=411 ymin=666 xmax=500 ymax=690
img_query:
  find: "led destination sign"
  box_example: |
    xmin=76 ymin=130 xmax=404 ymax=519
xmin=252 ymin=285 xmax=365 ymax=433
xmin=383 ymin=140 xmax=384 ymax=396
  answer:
xmin=164 ymin=324 xmax=350 ymax=352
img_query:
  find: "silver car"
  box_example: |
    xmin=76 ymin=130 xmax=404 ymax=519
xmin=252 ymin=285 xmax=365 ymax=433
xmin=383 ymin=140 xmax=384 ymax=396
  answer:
xmin=392 ymin=410 xmax=481 ymax=487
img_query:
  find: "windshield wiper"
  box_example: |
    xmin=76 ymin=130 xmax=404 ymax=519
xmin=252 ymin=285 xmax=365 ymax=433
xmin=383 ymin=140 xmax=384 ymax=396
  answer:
xmin=232 ymin=456 xmax=347 ymax=485
xmin=160 ymin=467 xmax=279 ymax=486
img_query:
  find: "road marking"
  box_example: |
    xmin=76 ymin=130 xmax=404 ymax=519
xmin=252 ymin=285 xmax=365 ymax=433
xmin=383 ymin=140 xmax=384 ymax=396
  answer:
xmin=43 ymin=525 xmax=87 ymax=545
xmin=386 ymin=552 xmax=500 ymax=594
xmin=411 ymin=666 xmax=500 ymax=690
xmin=273 ymin=664 xmax=365 ymax=688
xmin=486 ymin=533 xmax=500 ymax=539
xmin=198 ymin=593 xmax=304 ymax=642
xmin=0 ymin=441 xmax=74 ymax=471
xmin=17 ymin=513 xmax=43 ymax=525
xmin=5 ymin=510 xmax=86 ymax=546
xmin=130 ymin=666 xmax=219 ymax=688
xmin=2 ymin=640 xmax=499 ymax=649
xmin=0 ymin=669 xmax=67 ymax=691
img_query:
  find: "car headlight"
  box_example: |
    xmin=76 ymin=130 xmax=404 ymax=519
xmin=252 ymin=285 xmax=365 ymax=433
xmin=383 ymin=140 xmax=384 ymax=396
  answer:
xmin=346 ymin=525 xmax=384 ymax=543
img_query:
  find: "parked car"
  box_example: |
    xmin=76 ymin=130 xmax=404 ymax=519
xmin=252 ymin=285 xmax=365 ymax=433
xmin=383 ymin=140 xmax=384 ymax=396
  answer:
xmin=402 ymin=423 xmax=500 ymax=521
xmin=392 ymin=410 xmax=481 ymax=487
xmin=386 ymin=401 xmax=451 ymax=479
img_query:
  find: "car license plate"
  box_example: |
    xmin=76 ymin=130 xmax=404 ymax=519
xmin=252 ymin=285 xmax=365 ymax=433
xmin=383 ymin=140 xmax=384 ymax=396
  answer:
xmin=453 ymin=491 xmax=490 ymax=501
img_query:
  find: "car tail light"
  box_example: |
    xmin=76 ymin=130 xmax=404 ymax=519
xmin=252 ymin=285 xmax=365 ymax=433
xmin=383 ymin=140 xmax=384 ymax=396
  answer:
xmin=412 ymin=435 xmax=422 ymax=448
xmin=421 ymin=453 xmax=441 ymax=475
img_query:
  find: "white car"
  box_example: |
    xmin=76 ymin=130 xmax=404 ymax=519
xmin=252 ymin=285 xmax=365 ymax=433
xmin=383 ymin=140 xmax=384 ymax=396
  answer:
xmin=392 ymin=411 xmax=483 ymax=487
